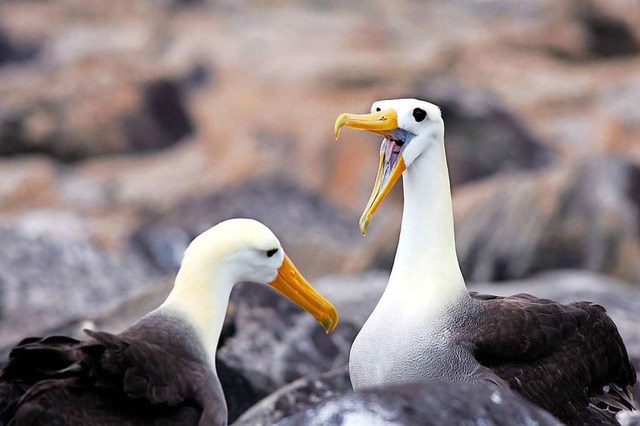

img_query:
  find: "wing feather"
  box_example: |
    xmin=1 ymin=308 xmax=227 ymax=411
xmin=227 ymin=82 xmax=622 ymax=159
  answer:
xmin=0 ymin=324 xmax=220 ymax=425
xmin=465 ymin=293 xmax=636 ymax=422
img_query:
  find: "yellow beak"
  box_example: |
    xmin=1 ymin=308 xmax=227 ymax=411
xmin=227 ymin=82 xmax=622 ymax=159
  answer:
xmin=269 ymin=254 xmax=338 ymax=333
xmin=334 ymin=108 xmax=405 ymax=236
xmin=334 ymin=109 xmax=398 ymax=139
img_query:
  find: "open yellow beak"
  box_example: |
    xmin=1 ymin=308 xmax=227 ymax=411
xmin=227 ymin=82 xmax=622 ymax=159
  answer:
xmin=269 ymin=254 xmax=338 ymax=333
xmin=334 ymin=109 xmax=405 ymax=236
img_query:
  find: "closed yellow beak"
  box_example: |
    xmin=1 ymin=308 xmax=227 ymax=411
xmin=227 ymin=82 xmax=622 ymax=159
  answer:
xmin=269 ymin=254 xmax=338 ymax=333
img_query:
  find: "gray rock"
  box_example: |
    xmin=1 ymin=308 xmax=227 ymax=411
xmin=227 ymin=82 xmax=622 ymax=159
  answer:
xmin=275 ymin=381 xmax=563 ymax=426
xmin=218 ymin=283 xmax=357 ymax=396
xmin=618 ymin=408 xmax=640 ymax=426
xmin=0 ymin=212 xmax=160 ymax=353
xmin=132 ymin=176 xmax=363 ymax=278
xmin=578 ymin=4 xmax=640 ymax=59
xmin=0 ymin=26 xmax=40 ymax=65
xmin=217 ymin=357 xmax=269 ymax=424
xmin=233 ymin=367 xmax=351 ymax=426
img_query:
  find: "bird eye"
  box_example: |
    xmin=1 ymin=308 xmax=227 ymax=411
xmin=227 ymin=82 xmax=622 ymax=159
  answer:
xmin=266 ymin=248 xmax=279 ymax=257
xmin=376 ymin=107 xmax=381 ymax=112
xmin=413 ymin=108 xmax=427 ymax=122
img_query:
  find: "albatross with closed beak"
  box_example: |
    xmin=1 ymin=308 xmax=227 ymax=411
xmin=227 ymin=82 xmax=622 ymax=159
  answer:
xmin=0 ymin=218 xmax=338 ymax=426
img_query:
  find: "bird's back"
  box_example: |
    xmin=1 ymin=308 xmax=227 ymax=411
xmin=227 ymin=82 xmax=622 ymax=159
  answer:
xmin=0 ymin=312 xmax=225 ymax=426
xmin=466 ymin=292 xmax=636 ymax=425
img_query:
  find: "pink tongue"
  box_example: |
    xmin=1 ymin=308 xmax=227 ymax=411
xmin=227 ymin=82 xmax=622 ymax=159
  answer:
xmin=381 ymin=139 xmax=400 ymax=184
xmin=384 ymin=139 xmax=396 ymax=161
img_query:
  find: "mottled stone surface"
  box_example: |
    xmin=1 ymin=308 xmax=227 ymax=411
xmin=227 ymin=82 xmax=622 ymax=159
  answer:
xmin=275 ymin=381 xmax=562 ymax=426
xmin=233 ymin=367 xmax=351 ymax=426
xmin=0 ymin=213 xmax=159 ymax=351
xmin=218 ymin=284 xmax=357 ymax=396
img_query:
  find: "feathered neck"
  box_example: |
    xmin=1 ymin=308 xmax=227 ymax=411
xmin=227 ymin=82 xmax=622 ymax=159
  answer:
xmin=385 ymin=140 xmax=469 ymax=312
xmin=158 ymin=258 xmax=233 ymax=370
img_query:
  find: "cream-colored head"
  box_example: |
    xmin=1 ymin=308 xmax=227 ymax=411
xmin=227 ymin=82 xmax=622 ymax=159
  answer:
xmin=182 ymin=218 xmax=287 ymax=286
xmin=335 ymin=99 xmax=444 ymax=234
xmin=163 ymin=218 xmax=338 ymax=336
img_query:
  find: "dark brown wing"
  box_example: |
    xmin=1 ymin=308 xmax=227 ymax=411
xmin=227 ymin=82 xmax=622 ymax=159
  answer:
xmin=0 ymin=315 xmax=225 ymax=425
xmin=0 ymin=335 xmax=83 ymax=425
xmin=465 ymin=292 xmax=636 ymax=424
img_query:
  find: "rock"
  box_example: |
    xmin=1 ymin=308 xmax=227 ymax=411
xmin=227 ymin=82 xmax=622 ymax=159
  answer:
xmin=454 ymin=156 xmax=640 ymax=283
xmin=524 ymin=2 xmax=640 ymax=61
xmin=122 ymin=78 xmax=194 ymax=153
xmin=275 ymin=381 xmax=562 ymax=426
xmin=0 ymin=157 xmax=58 ymax=210
xmin=217 ymin=282 xmax=357 ymax=397
xmin=233 ymin=367 xmax=351 ymax=426
xmin=0 ymin=26 xmax=39 ymax=65
xmin=132 ymin=176 xmax=364 ymax=278
xmin=577 ymin=3 xmax=640 ymax=59
xmin=0 ymin=212 xmax=160 ymax=352
xmin=217 ymin=358 xmax=269 ymax=424
xmin=0 ymin=69 xmax=195 ymax=162
xmin=618 ymin=410 xmax=640 ymax=426
xmin=413 ymin=80 xmax=553 ymax=186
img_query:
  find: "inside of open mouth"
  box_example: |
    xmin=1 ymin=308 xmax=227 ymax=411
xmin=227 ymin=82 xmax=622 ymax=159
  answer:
xmin=382 ymin=137 xmax=403 ymax=183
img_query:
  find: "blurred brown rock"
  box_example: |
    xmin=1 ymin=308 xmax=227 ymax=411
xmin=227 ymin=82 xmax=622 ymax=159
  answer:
xmin=412 ymin=80 xmax=553 ymax=185
xmin=454 ymin=156 xmax=640 ymax=283
xmin=0 ymin=157 xmax=58 ymax=210
xmin=1 ymin=0 xmax=639 ymax=214
xmin=0 ymin=61 xmax=195 ymax=161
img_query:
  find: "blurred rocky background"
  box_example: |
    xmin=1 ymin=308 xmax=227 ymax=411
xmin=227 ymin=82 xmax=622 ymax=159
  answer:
xmin=1 ymin=0 xmax=640 ymax=424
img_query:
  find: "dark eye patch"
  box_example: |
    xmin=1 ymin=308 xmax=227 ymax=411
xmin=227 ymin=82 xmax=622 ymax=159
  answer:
xmin=266 ymin=248 xmax=279 ymax=257
xmin=413 ymin=108 xmax=427 ymax=122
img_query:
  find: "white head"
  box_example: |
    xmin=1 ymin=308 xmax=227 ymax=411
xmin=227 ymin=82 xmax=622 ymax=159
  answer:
xmin=367 ymin=98 xmax=443 ymax=167
xmin=335 ymin=98 xmax=444 ymax=234
xmin=171 ymin=218 xmax=338 ymax=333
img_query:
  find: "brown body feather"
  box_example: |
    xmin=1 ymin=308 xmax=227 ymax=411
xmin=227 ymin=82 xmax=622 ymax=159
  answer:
xmin=464 ymin=292 xmax=636 ymax=425
xmin=0 ymin=313 xmax=225 ymax=426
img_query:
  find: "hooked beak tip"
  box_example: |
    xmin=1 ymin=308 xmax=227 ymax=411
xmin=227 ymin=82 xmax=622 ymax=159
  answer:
xmin=359 ymin=216 xmax=370 ymax=236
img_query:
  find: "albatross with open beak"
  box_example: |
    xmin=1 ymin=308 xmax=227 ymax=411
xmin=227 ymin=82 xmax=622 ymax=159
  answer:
xmin=336 ymin=99 xmax=636 ymax=425
xmin=0 ymin=218 xmax=338 ymax=426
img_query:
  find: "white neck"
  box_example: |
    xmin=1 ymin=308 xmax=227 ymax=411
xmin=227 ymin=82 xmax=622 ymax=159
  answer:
xmin=158 ymin=262 xmax=233 ymax=369
xmin=385 ymin=139 xmax=468 ymax=311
